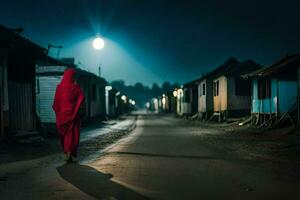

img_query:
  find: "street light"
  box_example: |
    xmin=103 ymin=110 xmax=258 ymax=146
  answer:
xmin=93 ymin=37 xmax=104 ymax=50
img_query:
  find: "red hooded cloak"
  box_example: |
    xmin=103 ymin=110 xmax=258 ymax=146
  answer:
xmin=52 ymin=69 xmax=85 ymax=157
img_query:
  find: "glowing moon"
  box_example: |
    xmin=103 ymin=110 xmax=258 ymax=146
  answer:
xmin=93 ymin=37 xmax=104 ymax=50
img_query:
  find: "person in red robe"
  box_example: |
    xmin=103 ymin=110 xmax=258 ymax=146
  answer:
xmin=52 ymin=68 xmax=85 ymax=162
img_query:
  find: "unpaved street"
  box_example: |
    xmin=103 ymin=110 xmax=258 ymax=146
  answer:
xmin=1 ymin=114 xmax=300 ymax=199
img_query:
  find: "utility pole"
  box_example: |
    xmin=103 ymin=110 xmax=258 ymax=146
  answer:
xmin=98 ymin=64 xmax=102 ymax=77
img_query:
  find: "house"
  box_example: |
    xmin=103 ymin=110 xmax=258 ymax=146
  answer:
xmin=179 ymin=80 xmax=199 ymax=117
xmin=175 ymin=85 xmax=194 ymax=116
xmin=175 ymin=87 xmax=185 ymax=116
xmin=197 ymin=57 xmax=240 ymax=120
xmin=157 ymin=94 xmax=168 ymax=113
xmin=212 ymin=59 xmax=262 ymax=121
xmin=105 ymin=87 xmax=120 ymax=117
xmin=165 ymin=91 xmax=177 ymax=114
xmin=198 ymin=77 xmax=213 ymax=120
xmin=75 ymin=68 xmax=107 ymax=120
xmin=0 ymin=25 xmax=65 ymax=137
xmin=243 ymin=54 xmax=300 ymax=126
xmin=150 ymin=97 xmax=159 ymax=113
xmin=36 ymin=64 xmax=107 ymax=133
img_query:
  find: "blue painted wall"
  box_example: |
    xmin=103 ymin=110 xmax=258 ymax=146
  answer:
xmin=252 ymin=78 xmax=297 ymax=114
xmin=278 ymin=81 xmax=297 ymax=113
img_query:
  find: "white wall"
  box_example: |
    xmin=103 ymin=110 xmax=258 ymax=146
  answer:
xmin=213 ymin=76 xmax=227 ymax=112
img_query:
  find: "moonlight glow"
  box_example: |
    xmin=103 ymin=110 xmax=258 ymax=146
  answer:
xmin=93 ymin=37 xmax=104 ymax=50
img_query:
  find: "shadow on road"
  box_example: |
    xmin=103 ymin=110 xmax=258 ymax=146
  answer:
xmin=57 ymin=163 xmax=149 ymax=200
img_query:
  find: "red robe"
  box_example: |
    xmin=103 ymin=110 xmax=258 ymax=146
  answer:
xmin=52 ymin=69 xmax=85 ymax=157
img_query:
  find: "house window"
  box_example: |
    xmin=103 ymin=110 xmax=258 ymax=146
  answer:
xmin=202 ymin=83 xmax=206 ymax=96
xmin=91 ymin=83 xmax=97 ymax=101
xmin=214 ymin=80 xmax=219 ymax=96
xmin=235 ymin=78 xmax=251 ymax=96
xmin=258 ymin=79 xmax=271 ymax=99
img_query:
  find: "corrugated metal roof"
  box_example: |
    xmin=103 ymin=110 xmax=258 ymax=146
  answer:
xmin=183 ymin=57 xmax=240 ymax=88
xmin=0 ymin=25 xmax=74 ymax=67
xmin=243 ymin=54 xmax=300 ymax=78
xmin=36 ymin=66 xmax=67 ymax=74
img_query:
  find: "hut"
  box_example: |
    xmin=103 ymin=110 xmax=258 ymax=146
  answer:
xmin=156 ymin=94 xmax=169 ymax=113
xmin=175 ymin=87 xmax=185 ymax=116
xmin=212 ymin=59 xmax=262 ymax=121
xmin=180 ymin=80 xmax=199 ymax=116
xmin=105 ymin=87 xmax=120 ymax=117
xmin=198 ymin=77 xmax=213 ymax=120
xmin=0 ymin=25 xmax=64 ymax=137
xmin=197 ymin=58 xmax=240 ymax=120
xmin=149 ymin=97 xmax=159 ymax=113
xmin=36 ymin=65 xmax=107 ymax=133
xmin=243 ymin=54 xmax=300 ymax=127
xmin=165 ymin=91 xmax=177 ymax=114
xmin=75 ymin=68 xmax=107 ymax=120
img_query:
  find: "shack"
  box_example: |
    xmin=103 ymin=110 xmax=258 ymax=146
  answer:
xmin=105 ymin=86 xmax=119 ymax=117
xmin=76 ymin=68 xmax=107 ymax=120
xmin=180 ymin=80 xmax=198 ymax=116
xmin=175 ymin=88 xmax=185 ymax=116
xmin=212 ymin=59 xmax=262 ymax=121
xmin=165 ymin=91 xmax=177 ymax=114
xmin=197 ymin=57 xmax=240 ymax=120
xmin=243 ymin=54 xmax=300 ymax=126
xmin=36 ymin=65 xmax=107 ymax=133
xmin=0 ymin=25 xmax=64 ymax=137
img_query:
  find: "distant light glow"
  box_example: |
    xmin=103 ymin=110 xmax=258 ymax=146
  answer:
xmin=162 ymin=97 xmax=166 ymax=105
xmin=146 ymin=102 xmax=150 ymax=108
xmin=105 ymin=85 xmax=112 ymax=91
xmin=93 ymin=37 xmax=104 ymax=50
xmin=121 ymin=95 xmax=126 ymax=101
xmin=132 ymin=100 xmax=136 ymax=105
xmin=173 ymin=90 xmax=178 ymax=97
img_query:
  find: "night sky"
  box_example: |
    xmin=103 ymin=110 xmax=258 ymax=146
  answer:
xmin=1 ymin=0 xmax=300 ymax=86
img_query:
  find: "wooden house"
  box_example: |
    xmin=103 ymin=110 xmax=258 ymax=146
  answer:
xmin=243 ymin=54 xmax=300 ymax=126
xmin=197 ymin=58 xmax=240 ymax=120
xmin=212 ymin=59 xmax=262 ymax=121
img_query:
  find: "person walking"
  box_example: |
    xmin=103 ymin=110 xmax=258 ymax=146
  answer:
xmin=52 ymin=68 xmax=85 ymax=162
